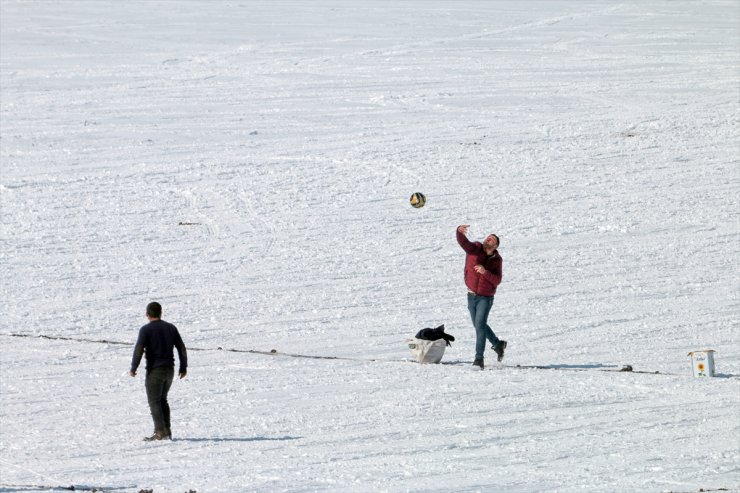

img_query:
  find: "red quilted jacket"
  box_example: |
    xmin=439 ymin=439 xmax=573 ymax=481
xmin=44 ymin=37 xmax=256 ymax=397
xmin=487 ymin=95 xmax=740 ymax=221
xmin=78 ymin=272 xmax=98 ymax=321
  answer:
xmin=457 ymin=229 xmax=502 ymax=296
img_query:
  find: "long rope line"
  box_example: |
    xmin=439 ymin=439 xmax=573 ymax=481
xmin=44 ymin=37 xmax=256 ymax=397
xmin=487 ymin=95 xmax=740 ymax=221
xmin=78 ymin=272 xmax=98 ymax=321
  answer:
xmin=0 ymin=331 xmax=719 ymax=377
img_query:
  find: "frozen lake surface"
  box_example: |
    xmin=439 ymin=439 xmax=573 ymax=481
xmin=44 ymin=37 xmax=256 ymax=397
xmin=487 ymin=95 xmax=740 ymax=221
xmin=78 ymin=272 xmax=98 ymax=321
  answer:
xmin=1 ymin=1 xmax=738 ymax=492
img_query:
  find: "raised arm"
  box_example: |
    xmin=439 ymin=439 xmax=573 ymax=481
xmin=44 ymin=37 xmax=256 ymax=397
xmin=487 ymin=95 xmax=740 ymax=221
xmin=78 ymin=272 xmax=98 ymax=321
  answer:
xmin=456 ymin=224 xmax=480 ymax=255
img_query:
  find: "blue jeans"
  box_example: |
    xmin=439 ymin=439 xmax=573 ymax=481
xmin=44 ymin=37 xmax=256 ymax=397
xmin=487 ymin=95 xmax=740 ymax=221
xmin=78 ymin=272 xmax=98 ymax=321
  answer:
xmin=145 ymin=366 xmax=174 ymax=433
xmin=468 ymin=293 xmax=499 ymax=359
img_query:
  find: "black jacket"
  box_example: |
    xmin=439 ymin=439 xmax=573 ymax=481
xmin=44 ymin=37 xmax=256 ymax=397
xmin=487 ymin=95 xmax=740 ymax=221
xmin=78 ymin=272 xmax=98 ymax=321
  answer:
xmin=415 ymin=324 xmax=455 ymax=346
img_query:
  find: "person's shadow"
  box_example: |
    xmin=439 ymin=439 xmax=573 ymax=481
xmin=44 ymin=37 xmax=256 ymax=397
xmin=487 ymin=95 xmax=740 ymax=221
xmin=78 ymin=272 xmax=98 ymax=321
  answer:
xmin=173 ymin=436 xmax=301 ymax=443
xmin=713 ymin=372 xmax=738 ymax=379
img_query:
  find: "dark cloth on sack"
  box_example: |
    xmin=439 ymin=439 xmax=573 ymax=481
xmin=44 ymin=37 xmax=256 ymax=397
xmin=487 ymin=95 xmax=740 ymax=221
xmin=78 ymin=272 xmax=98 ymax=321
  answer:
xmin=415 ymin=324 xmax=455 ymax=346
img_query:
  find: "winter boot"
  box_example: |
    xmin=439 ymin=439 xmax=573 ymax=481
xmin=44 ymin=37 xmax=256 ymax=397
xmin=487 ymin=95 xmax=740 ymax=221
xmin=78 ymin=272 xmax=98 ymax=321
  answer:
xmin=143 ymin=430 xmax=167 ymax=441
xmin=164 ymin=427 xmax=172 ymax=440
xmin=472 ymin=357 xmax=484 ymax=369
xmin=492 ymin=340 xmax=507 ymax=362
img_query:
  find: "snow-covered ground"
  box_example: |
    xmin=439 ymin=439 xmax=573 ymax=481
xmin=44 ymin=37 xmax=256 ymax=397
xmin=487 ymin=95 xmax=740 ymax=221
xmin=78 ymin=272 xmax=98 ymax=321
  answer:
xmin=1 ymin=1 xmax=738 ymax=492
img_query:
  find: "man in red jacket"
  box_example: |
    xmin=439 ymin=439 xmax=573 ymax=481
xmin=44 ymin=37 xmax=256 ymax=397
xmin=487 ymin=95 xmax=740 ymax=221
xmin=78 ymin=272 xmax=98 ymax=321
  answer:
xmin=456 ymin=224 xmax=506 ymax=369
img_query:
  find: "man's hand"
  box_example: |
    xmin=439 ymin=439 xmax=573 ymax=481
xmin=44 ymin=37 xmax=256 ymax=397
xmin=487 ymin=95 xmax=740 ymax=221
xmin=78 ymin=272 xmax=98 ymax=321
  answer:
xmin=474 ymin=264 xmax=487 ymax=275
xmin=179 ymin=371 xmax=187 ymax=379
xmin=129 ymin=370 xmax=136 ymax=377
xmin=457 ymin=224 xmax=470 ymax=235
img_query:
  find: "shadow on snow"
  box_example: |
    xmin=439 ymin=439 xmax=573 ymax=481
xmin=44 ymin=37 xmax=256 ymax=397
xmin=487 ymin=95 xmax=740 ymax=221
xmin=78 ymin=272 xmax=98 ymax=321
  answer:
xmin=173 ymin=436 xmax=301 ymax=443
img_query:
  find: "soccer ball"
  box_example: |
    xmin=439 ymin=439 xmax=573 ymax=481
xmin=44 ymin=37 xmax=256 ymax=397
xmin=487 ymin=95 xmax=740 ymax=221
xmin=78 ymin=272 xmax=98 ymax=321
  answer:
xmin=409 ymin=192 xmax=426 ymax=208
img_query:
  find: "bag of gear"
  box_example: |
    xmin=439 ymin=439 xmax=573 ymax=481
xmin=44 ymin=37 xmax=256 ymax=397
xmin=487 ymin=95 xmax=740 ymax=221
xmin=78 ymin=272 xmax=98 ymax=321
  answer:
xmin=407 ymin=324 xmax=454 ymax=364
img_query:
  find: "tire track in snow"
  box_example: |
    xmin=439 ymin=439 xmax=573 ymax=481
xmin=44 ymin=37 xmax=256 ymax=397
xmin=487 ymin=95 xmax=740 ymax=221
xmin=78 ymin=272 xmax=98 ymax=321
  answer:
xmin=349 ymin=5 xmax=630 ymax=60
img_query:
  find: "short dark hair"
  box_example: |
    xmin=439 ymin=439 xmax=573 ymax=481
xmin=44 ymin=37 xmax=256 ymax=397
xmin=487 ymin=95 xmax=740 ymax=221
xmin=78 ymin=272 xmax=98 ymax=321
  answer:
xmin=146 ymin=302 xmax=162 ymax=319
xmin=491 ymin=234 xmax=500 ymax=248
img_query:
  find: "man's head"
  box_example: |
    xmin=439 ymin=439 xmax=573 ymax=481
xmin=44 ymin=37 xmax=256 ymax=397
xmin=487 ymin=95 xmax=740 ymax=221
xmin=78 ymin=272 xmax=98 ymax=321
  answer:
xmin=484 ymin=234 xmax=500 ymax=250
xmin=146 ymin=302 xmax=162 ymax=319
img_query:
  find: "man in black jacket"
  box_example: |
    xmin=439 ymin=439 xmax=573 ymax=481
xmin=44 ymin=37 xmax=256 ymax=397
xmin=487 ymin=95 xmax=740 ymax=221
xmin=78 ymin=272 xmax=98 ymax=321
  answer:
xmin=129 ymin=302 xmax=187 ymax=441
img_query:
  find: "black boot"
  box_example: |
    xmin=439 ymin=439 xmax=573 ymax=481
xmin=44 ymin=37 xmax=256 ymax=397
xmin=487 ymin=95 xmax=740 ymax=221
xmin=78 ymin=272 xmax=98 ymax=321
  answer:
xmin=492 ymin=340 xmax=507 ymax=362
xmin=472 ymin=357 xmax=484 ymax=369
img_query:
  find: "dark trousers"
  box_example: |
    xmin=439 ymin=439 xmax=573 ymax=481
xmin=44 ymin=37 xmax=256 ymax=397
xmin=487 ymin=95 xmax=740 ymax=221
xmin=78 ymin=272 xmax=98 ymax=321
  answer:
xmin=145 ymin=366 xmax=174 ymax=432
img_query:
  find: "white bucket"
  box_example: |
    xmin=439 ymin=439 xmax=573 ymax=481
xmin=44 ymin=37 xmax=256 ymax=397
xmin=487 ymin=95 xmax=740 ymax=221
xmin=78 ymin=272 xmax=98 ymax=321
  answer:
xmin=688 ymin=350 xmax=716 ymax=377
